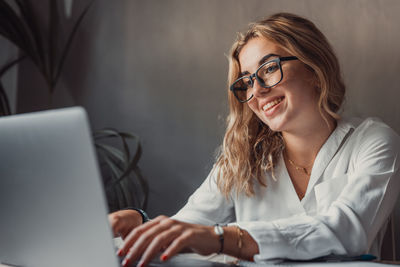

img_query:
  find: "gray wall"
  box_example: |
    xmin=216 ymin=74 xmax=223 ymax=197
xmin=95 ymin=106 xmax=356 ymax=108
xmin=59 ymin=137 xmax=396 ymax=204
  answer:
xmin=14 ymin=0 xmax=400 ymax=228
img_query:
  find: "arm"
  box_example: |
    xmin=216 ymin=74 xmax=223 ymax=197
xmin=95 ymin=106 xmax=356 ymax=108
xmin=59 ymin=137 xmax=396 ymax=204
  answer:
xmin=117 ymin=168 xmax=258 ymax=267
xmin=220 ymin=225 xmax=259 ymax=260
xmin=118 ymin=216 xmax=259 ymax=267
xmin=108 ymin=169 xmax=233 ymax=240
xmin=171 ymin=167 xmax=236 ymax=225
xmin=108 ymin=209 xmax=144 ymax=238
xmin=239 ymin=122 xmax=400 ymax=260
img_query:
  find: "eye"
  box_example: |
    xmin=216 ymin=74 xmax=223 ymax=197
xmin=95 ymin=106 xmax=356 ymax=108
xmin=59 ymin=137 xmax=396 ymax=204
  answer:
xmin=265 ymin=64 xmax=278 ymax=74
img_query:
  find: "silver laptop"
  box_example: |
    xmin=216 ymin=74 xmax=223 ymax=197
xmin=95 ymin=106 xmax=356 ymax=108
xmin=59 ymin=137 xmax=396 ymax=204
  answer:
xmin=0 ymin=107 xmax=119 ymax=267
xmin=0 ymin=107 xmax=233 ymax=267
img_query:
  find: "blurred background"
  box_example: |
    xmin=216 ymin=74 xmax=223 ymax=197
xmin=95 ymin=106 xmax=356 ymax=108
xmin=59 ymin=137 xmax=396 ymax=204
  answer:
xmin=1 ymin=0 xmax=399 ymax=254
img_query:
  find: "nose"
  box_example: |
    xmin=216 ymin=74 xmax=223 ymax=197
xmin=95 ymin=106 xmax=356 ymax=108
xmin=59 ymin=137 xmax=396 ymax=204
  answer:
xmin=252 ymin=79 xmax=271 ymax=98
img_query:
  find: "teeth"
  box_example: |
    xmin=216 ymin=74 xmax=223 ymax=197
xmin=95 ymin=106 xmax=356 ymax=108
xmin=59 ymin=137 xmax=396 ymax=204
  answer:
xmin=263 ymin=97 xmax=283 ymax=111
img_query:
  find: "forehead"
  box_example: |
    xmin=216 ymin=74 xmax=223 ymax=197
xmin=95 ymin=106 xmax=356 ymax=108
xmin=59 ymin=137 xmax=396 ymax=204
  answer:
xmin=238 ymin=37 xmax=287 ymax=73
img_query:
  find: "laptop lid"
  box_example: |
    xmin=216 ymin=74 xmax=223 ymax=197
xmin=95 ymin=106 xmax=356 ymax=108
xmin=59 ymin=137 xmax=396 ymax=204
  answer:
xmin=0 ymin=107 xmax=119 ymax=267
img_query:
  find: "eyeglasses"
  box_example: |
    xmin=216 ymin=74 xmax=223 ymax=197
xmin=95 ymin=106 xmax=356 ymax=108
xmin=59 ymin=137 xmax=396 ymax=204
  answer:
xmin=230 ymin=56 xmax=298 ymax=103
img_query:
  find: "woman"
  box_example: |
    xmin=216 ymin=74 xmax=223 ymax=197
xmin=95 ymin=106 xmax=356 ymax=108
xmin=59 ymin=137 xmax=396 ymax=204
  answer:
xmin=109 ymin=13 xmax=400 ymax=267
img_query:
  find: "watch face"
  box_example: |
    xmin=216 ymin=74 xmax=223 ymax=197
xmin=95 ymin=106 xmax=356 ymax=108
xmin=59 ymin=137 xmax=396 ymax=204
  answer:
xmin=214 ymin=225 xmax=224 ymax=235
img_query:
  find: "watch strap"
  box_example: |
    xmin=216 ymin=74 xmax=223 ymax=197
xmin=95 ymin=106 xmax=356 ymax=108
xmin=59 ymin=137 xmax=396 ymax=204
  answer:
xmin=214 ymin=224 xmax=224 ymax=254
xmin=123 ymin=207 xmax=150 ymax=223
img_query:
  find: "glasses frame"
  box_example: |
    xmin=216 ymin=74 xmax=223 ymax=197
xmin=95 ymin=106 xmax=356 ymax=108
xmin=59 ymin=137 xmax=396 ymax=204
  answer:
xmin=230 ymin=56 xmax=298 ymax=103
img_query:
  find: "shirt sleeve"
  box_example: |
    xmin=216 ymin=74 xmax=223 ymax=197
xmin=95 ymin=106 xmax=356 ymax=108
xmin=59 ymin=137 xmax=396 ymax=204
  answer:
xmin=172 ymin=167 xmax=236 ymax=225
xmin=237 ymin=122 xmax=400 ymax=261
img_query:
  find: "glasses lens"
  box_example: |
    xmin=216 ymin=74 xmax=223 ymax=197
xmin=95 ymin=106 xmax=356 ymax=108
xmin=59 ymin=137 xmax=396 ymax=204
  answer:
xmin=257 ymin=61 xmax=282 ymax=87
xmin=232 ymin=77 xmax=253 ymax=102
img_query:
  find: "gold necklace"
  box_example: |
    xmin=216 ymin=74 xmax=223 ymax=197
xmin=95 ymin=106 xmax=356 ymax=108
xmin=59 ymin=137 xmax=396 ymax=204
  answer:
xmin=287 ymin=158 xmax=310 ymax=175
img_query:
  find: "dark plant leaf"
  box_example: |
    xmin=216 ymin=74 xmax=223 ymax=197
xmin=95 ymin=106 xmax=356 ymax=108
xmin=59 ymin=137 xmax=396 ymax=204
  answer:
xmin=0 ymin=21 xmax=20 ymax=45
xmin=0 ymin=55 xmax=26 ymax=116
xmin=110 ymin=155 xmax=138 ymax=186
xmin=94 ymin=127 xmax=148 ymax=210
xmin=119 ymin=176 xmax=134 ymax=207
xmin=98 ymin=148 xmax=134 ymax=210
xmin=96 ymin=143 xmax=125 ymax=163
xmin=94 ymin=128 xmax=139 ymax=164
xmin=0 ymin=0 xmax=38 ymax=64
xmin=0 ymin=80 xmax=11 ymax=116
xmin=0 ymin=55 xmax=26 ymax=77
xmin=96 ymin=144 xmax=124 ymax=177
xmin=0 ymin=1 xmax=25 ymax=42
xmin=15 ymin=0 xmax=47 ymax=76
xmin=48 ymin=0 xmax=60 ymax=91
xmin=93 ymin=129 xmax=139 ymax=140
xmin=54 ymin=0 xmax=94 ymax=92
xmin=119 ymin=132 xmax=139 ymax=160
xmin=110 ymin=143 xmax=144 ymax=197
xmin=93 ymin=128 xmax=126 ymax=139
xmin=98 ymin=149 xmax=128 ymax=210
xmin=131 ymin=141 xmax=142 ymax=168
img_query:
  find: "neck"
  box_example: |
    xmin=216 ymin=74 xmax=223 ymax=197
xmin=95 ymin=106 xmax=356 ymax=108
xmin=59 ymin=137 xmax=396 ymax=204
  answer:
xmin=282 ymin=115 xmax=337 ymax=167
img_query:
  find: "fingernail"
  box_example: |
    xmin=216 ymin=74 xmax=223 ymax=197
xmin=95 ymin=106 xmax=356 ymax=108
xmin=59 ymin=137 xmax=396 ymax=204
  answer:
xmin=117 ymin=249 xmax=123 ymax=257
xmin=122 ymin=258 xmax=130 ymax=267
xmin=161 ymin=254 xmax=168 ymax=261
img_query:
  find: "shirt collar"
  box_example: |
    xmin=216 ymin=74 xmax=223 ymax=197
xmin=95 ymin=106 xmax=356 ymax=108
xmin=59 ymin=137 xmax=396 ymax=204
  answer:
xmin=304 ymin=117 xmax=355 ymax=197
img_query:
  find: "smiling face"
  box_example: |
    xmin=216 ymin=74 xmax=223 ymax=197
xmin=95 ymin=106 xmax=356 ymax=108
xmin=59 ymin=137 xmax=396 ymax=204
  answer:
xmin=238 ymin=37 xmax=321 ymax=134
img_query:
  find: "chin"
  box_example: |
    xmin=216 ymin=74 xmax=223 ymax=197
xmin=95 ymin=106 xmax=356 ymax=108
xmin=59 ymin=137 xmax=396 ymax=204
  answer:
xmin=267 ymin=124 xmax=283 ymax=132
xmin=262 ymin=116 xmax=288 ymax=132
xmin=262 ymin=120 xmax=282 ymax=132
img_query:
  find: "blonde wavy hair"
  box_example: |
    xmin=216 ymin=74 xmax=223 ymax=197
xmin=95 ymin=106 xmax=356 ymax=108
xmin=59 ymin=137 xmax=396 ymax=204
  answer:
xmin=214 ymin=13 xmax=345 ymax=197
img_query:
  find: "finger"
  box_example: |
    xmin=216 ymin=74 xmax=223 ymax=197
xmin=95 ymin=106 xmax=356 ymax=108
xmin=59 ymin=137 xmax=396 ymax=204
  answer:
xmin=120 ymin=224 xmax=135 ymax=239
xmin=137 ymin=225 xmax=184 ymax=266
xmin=161 ymin=230 xmax=193 ymax=261
xmin=124 ymin=218 xmax=176 ymax=262
xmin=120 ymin=216 xmax=164 ymax=255
xmin=108 ymin=214 xmax=122 ymax=237
xmin=110 ymin=210 xmax=144 ymax=238
xmin=109 ymin=211 xmax=135 ymax=238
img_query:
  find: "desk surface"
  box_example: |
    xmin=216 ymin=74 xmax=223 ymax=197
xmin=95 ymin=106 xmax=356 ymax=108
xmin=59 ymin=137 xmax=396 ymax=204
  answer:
xmin=1 ymin=254 xmax=397 ymax=267
xmin=1 ymin=260 xmax=395 ymax=267
xmin=238 ymin=261 xmax=396 ymax=266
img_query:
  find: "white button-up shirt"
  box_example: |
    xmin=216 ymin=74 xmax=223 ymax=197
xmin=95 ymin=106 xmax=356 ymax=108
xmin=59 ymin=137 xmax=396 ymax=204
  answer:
xmin=173 ymin=117 xmax=400 ymax=260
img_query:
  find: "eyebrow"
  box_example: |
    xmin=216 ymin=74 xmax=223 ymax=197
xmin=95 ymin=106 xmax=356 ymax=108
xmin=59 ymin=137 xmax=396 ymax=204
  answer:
xmin=240 ymin=53 xmax=280 ymax=77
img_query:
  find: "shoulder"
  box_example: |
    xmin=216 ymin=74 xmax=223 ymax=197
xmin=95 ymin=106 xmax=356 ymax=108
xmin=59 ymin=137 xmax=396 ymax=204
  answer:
xmin=342 ymin=117 xmax=400 ymax=170
xmin=343 ymin=117 xmax=399 ymax=147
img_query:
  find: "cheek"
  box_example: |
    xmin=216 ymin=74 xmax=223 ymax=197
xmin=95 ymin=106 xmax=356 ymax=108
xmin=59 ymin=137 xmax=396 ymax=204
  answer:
xmin=281 ymin=72 xmax=319 ymax=105
xmin=286 ymin=87 xmax=318 ymax=111
xmin=247 ymin=100 xmax=259 ymax=114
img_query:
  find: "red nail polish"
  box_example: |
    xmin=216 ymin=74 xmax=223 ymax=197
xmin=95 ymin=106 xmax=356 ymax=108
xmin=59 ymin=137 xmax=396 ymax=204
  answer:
xmin=117 ymin=249 xmax=123 ymax=257
xmin=161 ymin=254 xmax=168 ymax=261
xmin=137 ymin=261 xmax=144 ymax=267
xmin=122 ymin=258 xmax=130 ymax=267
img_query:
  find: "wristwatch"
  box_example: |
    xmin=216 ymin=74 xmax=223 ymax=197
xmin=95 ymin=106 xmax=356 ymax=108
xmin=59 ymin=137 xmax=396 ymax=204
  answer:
xmin=214 ymin=224 xmax=224 ymax=254
xmin=123 ymin=207 xmax=150 ymax=223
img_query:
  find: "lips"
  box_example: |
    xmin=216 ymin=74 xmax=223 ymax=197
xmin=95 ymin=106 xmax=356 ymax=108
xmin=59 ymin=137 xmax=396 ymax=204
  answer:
xmin=262 ymin=96 xmax=284 ymax=112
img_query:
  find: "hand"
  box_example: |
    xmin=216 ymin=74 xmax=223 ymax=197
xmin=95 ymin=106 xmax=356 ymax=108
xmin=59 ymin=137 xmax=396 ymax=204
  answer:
xmin=118 ymin=215 xmax=220 ymax=267
xmin=108 ymin=209 xmax=143 ymax=239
